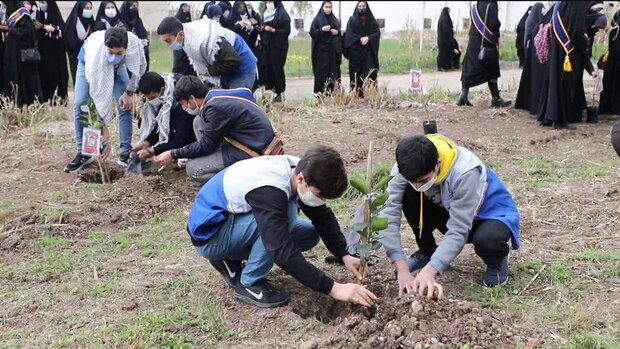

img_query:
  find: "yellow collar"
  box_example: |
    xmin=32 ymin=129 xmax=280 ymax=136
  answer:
xmin=426 ymin=134 xmax=458 ymax=184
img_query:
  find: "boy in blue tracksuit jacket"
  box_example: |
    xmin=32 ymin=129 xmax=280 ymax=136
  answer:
xmin=379 ymin=134 xmax=520 ymax=298
xmin=187 ymin=146 xmax=377 ymax=309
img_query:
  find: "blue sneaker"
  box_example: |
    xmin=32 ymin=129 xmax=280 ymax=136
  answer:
xmin=406 ymin=251 xmax=432 ymax=272
xmin=483 ymin=255 xmax=510 ymax=287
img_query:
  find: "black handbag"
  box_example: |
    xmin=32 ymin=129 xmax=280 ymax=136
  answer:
xmin=477 ymin=4 xmax=498 ymax=63
xmin=20 ymin=48 xmax=41 ymax=63
xmin=20 ymin=26 xmax=41 ymax=63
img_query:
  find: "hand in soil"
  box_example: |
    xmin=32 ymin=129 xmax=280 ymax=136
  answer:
xmin=412 ymin=266 xmax=444 ymax=299
xmin=154 ymin=150 xmax=173 ymax=168
xmin=342 ymin=255 xmax=365 ymax=281
xmin=329 ymin=282 xmax=377 ymax=307
xmin=396 ymin=263 xmax=417 ymax=297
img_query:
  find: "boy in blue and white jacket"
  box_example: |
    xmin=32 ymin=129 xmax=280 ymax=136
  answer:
xmin=187 ymin=146 xmax=377 ymax=309
xmin=379 ymin=134 xmax=520 ymax=298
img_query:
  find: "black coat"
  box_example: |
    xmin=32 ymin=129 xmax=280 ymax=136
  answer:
xmin=537 ymin=1 xmax=591 ymax=126
xmin=437 ymin=7 xmax=458 ymax=70
xmin=460 ymin=1 xmax=500 ymax=88
xmin=309 ymin=1 xmax=342 ymax=93
xmin=36 ymin=1 xmax=68 ymax=101
xmin=119 ymin=1 xmax=149 ymax=71
xmin=599 ymin=11 xmax=620 ymax=115
xmin=516 ymin=7 xmax=529 ymax=68
xmin=64 ymin=1 xmax=94 ymax=84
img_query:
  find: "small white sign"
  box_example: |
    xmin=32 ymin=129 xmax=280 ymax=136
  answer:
xmin=81 ymin=128 xmax=101 ymax=157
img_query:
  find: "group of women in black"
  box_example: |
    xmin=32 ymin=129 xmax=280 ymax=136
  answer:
xmin=0 ymin=0 xmax=149 ymax=107
xmin=515 ymin=1 xmax=620 ymax=129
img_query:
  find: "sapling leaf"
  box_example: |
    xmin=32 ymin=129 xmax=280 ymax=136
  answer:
xmin=371 ymin=217 xmax=388 ymax=231
xmin=351 ymin=223 xmax=369 ymax=233
xmin=373 ymin=175 xmax=394 ymax=191
xmin=370 ymin=192 xmax=389 ymax=210
xmin=350 ymin=175 xmax=369 ymax=195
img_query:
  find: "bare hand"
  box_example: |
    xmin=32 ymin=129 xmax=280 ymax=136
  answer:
xmin=454 ymin=48 xmax=460 ymax=54
xmin=137 ymin=149 xmax=150 ymax=161
xmin=412 ymin=266 xmax=443 ymax=299
xmin=329 ymin=282 xmax=377 ymax=307
xmin=322 ymin=25 xmax=331 ymax=32
xmin=154 ymin=150 xmax=173 ymax=169
xmin=250 ymin=18 xmax=258 ymax=25
xmin=264 ymin=25 xmax=275 ymax=32
xmin=360 ymin=36 xmax=369 ymax=45
xmin=395 ymin=261 xmax=416 ymax=297
xmin=330 ymin=29 xmax=339 ymax=35
xmin=131 ymin=140 xmax=150 ymax=152
xmin=44 ymin=24 xmax=54 ymax=33
xmin=119 ymin=92 xmax=133 ymax=111
xmin=342 ymin=255 xmax=365 ymax=281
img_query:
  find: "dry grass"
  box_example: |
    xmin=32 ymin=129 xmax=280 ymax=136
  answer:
xmin=0 ymin=91 xmax=68 ymax=132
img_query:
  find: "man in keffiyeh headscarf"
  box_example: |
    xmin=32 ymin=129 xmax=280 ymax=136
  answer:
xmin=157 ymin=16 xmax=257 ymax=89
xmin=64 ymin=27 xmax=147 ymax=173
xmin=132 ymin=72 xmax=196 ymax=163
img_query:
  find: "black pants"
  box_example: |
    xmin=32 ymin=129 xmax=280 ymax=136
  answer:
xmin=402 ymin=186 xmax=510 ymax=266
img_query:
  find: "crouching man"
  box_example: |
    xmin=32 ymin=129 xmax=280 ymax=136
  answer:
xmin=379 ymin=134 xmax=520 ymax=298
xmin=187 ymin=146 xmax=377 ymax=308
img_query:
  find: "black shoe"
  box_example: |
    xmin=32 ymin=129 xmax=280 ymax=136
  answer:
xmin=64 ymin=152 xmax=95 ymax=173
xmin=456 ymin=97 xmax=473 ymax=106
xmin=234 ymin=279 xmax=290 ymax=308
xmin=117 ymin=153 xmax=130 ymax=167
xmin=405 ymin=250 xmax=432 ymax=272
xmin=553 ymin=123 xmax=577 ymax=130
xmin=491 ymin=97 xmax=512 ymax=108
xmin=209 ymin=259 xmax=242 ymax=288
xmin=273 ymin=94 xmax=283 ymax=103
xmin=483 ymin=255 xmax=510 ymax=287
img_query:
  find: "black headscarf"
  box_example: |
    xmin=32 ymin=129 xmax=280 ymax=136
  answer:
xmin=310 ymin=1 xmax=340 ymax=30
xmin=119 ymin=1 xmax=147 ymax=39
xmin=343 ymin=1 xmax=379 ymax=49
xmin=36 ymin=1 xmax=65 ymax=29
xmin=95 ymin=1 xmax=121 ymax=28
xmin=228 ymin=0 xmax=247 ymax=26
xmin=175 ymin=2 xmax=192 ymax=23
xmin=200 ymin=1 xmax=216 ymax=19
xmin=437 ymin=7 xmax=453 ymax=47
xmin=262 ymin=1 xmax=290 ymax=35
xmin=524 ymin=3 xmax=544 ymax=44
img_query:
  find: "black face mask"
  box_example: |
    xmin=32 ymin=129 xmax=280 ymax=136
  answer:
xmin=239 ymin=9 xmax=246 ymax=15
xmin=129 ymin=7 xmax=139 ymax=18
xmin=358 ymin=8 xmax=367 ymax=14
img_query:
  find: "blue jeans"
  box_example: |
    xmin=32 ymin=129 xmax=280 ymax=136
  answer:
xmin=73 ymin=61 xmax=133 ymax=156
xmin=195 ymin=200 xmax=320 ymax=287
xmin=222 ymin=68 xmax=257 ymax=89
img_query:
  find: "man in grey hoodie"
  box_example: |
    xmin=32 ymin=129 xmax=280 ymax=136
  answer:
xmin=378 ymin=134 xmax=520 ymax=298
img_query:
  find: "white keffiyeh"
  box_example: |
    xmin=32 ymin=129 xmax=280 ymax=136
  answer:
xmin=182 ymin=18 xmax=236 ymax=86
xmin=138 ymin=73 xmax=175 ymax=144
xmin=84 ymin=30 xmax=146 ymax=124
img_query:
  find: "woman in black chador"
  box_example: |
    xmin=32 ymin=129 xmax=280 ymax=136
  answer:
xmin=119 ymin=1 xmax=149 ymax=71
xmin=537 ymin=1 xmax=592 ymax=129
xmin=343 ymin=0 xmax=379 ymax=98
xmin=436 ymin=7 xmax=459 ymax=71
xmin=514 ymin=2 xmax=545 ymax=113
xmin=64 ymin=1 xmax=94 ymax=85
xmin=515 ymin=7 xmax=530 ymax=68
xmin=259 ymin=0 xmax=290 ymax=102
xmin=93 ymin=1 xmax=123 ymax=32
xmin=1 ymin=1 xmax=43 ymax=106
xmin=309 ymin=1 xmax=341 ymax=95
xmin=599 ymin=11 xmax=620 ymax=116
xmin=458 ymin=1 xmax=510 ymax=108
xmin=36 ymin=1 xmax=68 ymax=102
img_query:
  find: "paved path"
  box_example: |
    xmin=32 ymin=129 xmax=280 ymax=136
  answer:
xmin=283 ymin=67 xmax=523 ymax=102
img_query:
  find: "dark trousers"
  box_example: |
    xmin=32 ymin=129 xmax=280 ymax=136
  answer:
xmin=402 ymin=186 xmax=510 ymax=266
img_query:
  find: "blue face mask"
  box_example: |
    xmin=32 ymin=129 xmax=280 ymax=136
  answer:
xmin=169 ymin=33 xmax=183 ymax=51
xmin=106 ymin=52 xmax=124 ymax=65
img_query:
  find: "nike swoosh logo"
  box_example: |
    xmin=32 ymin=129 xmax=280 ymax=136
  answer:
xmin=223 ymin=261 xmax=236 ymax=278
xmin=246 ymin=288 xmax=263 ymax=300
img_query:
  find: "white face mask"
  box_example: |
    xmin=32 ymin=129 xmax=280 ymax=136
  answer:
xmin=147 ymin=97 xmax=163 ymax=109
xmin=39 ymin=2 xmax=47 ymax=12
xmin=104 ymin=8 xmax=117 ymax=18
xmin=297 ymin=180 xmax=326 ymax=207
xmin=410 ymin=166 xmax=438 ymax=192
xmin=266 ymin=2 xmax=275 ymax=11
xmin=185 ymin=97 xmax=201 ymax=115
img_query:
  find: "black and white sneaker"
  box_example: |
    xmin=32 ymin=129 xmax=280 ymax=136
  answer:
xmin=117 ymin=153 xmax=130 ymax=167
xmin=64 ymin=152 xmax=95 ymax=173
xmin=234 ymin=279 xmax=290 ymax=308
xmin=209 ymin=259 xmax=242 ymax=288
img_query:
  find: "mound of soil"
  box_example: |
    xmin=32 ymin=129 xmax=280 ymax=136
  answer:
xmin=78 ymin=161 xmax=125 ymax=183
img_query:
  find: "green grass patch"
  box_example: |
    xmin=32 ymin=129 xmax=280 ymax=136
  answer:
xmin=512 ymin=155 xmax=611 ymax=188
xmin=560 ymin=332 xmax=620 ymax=349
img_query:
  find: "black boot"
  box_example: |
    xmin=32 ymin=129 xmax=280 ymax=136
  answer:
xmin=489 ymin=81 xmax=511 ymax=107
xmin=456 ymin=87 xmax=473 ymax=106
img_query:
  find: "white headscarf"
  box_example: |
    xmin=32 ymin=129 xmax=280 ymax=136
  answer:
xmin=182 ymin=18 xmax=236 ymax=86
xmin=83 ymin=30 xmax=146 ymax=125
xmin=138 ymin=73 xmax=176 ymax=144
